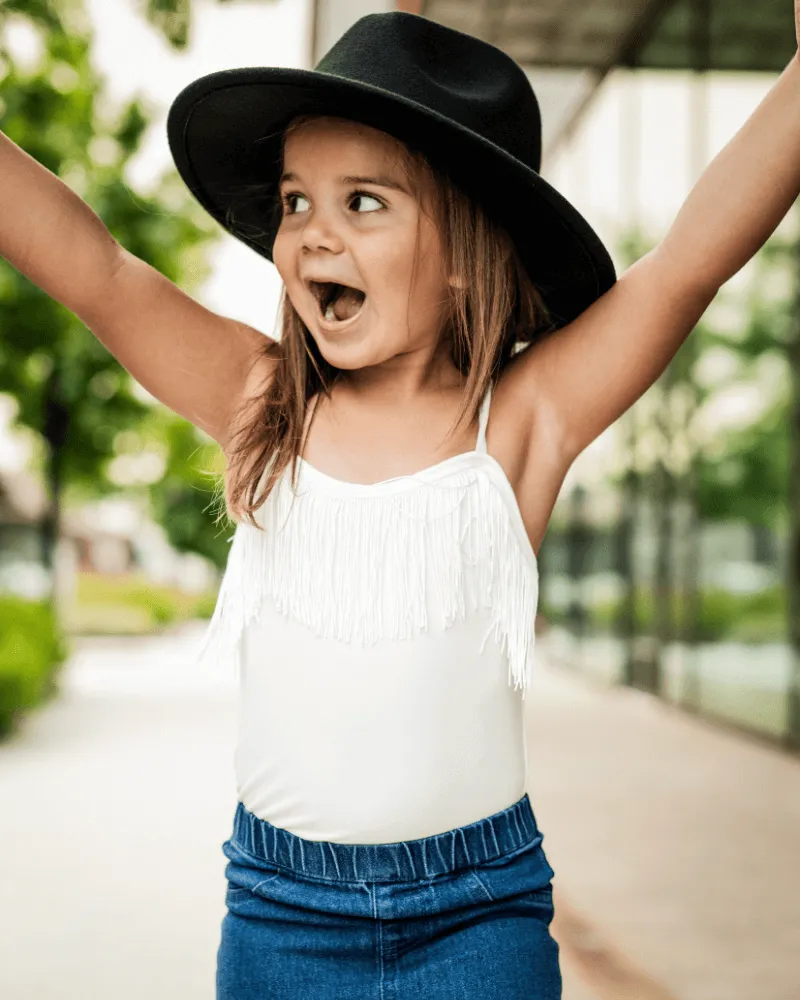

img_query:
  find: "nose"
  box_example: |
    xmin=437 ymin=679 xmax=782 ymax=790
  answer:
xmin=300 ymin=203 xmax=345 ymax=255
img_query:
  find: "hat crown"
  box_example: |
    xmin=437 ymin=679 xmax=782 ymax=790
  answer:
xmin=166 ymin=10 xmax=617 ymax=329
xmin=314 ymin=12 xmax=542 ymax=173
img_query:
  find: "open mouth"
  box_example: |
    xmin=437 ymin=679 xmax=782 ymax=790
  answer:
xmin=309 ymin=280 xmax=367 ymax=324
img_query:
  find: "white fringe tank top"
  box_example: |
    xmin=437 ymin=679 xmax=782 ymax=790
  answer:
xmin=198 ymin=385 xmax=539 ymax=844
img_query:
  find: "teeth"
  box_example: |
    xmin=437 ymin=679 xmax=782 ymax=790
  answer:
xmin=324 ymin=302 xmax=337 ymax=321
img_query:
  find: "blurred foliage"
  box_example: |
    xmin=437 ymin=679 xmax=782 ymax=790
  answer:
xmin=0 ymin=0 xmax=240 ymax=572
xmin=0 ymin=17 xmax=150 ymax=492
xmin=693 ymin=239 xmax=793 ymax=529
xmin=609 ymin=225 xmax=792 ymax=532
xmin=0 ymin=0 xmax=268 ymax=50
xmin=0 ymin=595 xmax=68 ymax=738
xmin=139 ymin=0 xmax=263 ymax=49
xmin=143 ymin=406 xmax=232 ymax=566
xmin=0 ymin=0 xmax=276 ymax=735
xmin=64 ymin=570 xmax=217 ymax=635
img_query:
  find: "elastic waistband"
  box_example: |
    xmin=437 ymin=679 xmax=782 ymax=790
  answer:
xmin=228 ymin=794 xmax=542 ymax=883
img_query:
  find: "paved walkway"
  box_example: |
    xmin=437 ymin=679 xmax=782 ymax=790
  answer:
xmin=0 ymin=626 xmax=238 ymax=1000
xmin=528 ymin=634 xmax=800 ymax=1000
xmin=1 ymin=623 xmax=798 ymax=998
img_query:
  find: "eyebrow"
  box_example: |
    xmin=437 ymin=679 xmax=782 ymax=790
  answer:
xmin=279 ymin=172 xmax=408 ymax=193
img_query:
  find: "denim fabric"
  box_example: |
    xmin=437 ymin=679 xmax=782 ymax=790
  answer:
xmin=217 ymin=793 xmax=561 ymax=998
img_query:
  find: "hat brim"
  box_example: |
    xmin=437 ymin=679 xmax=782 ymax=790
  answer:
xmin=167 ymin=66 xmax=616 ymax=330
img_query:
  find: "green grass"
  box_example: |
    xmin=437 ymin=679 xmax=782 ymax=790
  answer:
xmin=64 ymin=571 xmax=218 ymax=636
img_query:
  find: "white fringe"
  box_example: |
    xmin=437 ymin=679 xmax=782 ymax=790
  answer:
xmin=196 ymin=465 xmax=539 ymax=697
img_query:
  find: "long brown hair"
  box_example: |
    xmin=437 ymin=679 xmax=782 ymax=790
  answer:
xmin=218 ymin=114 xmax=554 ymax=529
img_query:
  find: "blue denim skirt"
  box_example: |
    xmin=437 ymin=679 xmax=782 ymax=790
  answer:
xmin=217 ymin=792 xmax=561 ymax=998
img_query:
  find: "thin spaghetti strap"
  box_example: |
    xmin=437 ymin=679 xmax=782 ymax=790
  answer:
xmin=474 ymin=384 xmax=492 ymax=454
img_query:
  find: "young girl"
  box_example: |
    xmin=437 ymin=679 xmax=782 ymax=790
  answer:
xmin=3 ymin=8 xmax=800 ymax=998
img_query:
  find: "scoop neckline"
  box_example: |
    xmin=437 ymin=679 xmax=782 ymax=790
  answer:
xmin=297 ymin=384 xmax=494 ymax=492
xmin=297 ymin=448 xmax=482 ymax=490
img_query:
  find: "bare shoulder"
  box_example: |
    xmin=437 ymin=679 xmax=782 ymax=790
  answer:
xmin=487 ymin=341 xmax=574 ymax=555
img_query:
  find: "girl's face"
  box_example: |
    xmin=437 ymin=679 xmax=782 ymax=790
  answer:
xmin=273 ymin=117 xmax=451 ymax=372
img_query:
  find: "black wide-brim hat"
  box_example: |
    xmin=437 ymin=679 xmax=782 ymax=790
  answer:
xmin=167 ymin=10 xmax=616 ymax=330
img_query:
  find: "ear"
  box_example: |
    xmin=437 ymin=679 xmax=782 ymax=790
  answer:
xmin=447 ymin=273 xmax=466 ymax=289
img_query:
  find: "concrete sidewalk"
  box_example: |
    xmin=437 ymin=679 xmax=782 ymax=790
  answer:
xmin=527 ymin=637 xmax=800 ymax=1000
xmin=1 ymin=624 xmax=797 ymax=998
xmin=0 ymin=627 xmax=239 ymax=1000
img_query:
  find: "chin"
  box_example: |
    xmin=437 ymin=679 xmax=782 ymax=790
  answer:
xmin=310 ymin=326 xmax=391 ymax=371
xmin=315 ymin=340 xmax=386 ymax=371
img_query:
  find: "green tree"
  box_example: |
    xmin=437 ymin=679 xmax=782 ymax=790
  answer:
xmin=144 ymin=406 xmax=230 ymax=567
xmin=141 ymin=0 xmax=247 ymax=49
xmin=0 ymin=0 xmax=242 ymax=573
xmin=600 ymin=227 xmax=794 ymax=685
xmin=693 ymin=238 xmax=794 ymax=530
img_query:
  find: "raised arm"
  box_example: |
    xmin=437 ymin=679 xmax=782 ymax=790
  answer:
xmin=506 ymin=40 xmax=800 ymax=468
xmin=0 ymin=128 xmax=274 ymax=452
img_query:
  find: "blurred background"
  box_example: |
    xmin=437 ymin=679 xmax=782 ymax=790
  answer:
xmin=1 ymin=1 xmax=798 ymax=998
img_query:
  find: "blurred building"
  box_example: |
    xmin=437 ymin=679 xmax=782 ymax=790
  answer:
xmin=60 ymin=498 xmax=216 ymax=594
xmin=0 ymin=466 xmax=52 ymax=601
xmin=0 ymin=404 xmax=215 ymax=605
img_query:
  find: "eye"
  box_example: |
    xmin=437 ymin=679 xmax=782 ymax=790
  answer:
xmin=281 ymin=192 xmax=309 ymax=214
xmin=350 ymin=191 xmax=384 ymax=213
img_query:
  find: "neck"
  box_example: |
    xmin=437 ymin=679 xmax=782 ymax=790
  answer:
xmin=339 ymin=344 xmax=463 ymax=405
